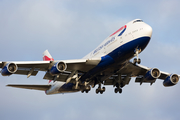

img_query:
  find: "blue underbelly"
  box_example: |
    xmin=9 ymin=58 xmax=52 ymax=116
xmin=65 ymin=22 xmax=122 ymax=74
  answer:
xmin=80 ymin=36 xmax=151 ymax=82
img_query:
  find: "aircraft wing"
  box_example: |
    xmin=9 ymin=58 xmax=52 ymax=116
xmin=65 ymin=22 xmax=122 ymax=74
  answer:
xmin=133 ymin=64 xmax=175 ymax=79
xmin=0 ymin=58 xmax=101 ymax=81
xmin=7 ymin=84 xmax=51 ymax=91
xmin=104 ymin=62 xmax=179 ymax=86
xmin=120 ymin=62 xmax=173 ymax=79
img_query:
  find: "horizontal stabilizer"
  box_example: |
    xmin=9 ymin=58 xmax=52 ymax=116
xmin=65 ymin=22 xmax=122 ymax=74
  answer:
xmin=7 ymin=84 xmax=51 ymax=91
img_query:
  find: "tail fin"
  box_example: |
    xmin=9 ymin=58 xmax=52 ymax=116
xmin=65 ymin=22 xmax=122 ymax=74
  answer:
xmin=43 ymin=50 xmax=54 ymax=84
xmin=43 ymin=50 xmax=54 ymax=61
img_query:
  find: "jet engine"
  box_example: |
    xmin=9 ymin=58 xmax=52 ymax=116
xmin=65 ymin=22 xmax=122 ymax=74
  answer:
xmin=163 ymin=74 xmax=179 ymax=87
xmin=1 ymin=63 xmax=18 ymax=76
xmin=49 ymin=61 xmax=67 ymax=75
xmin=144 ymin=68 xmax=161 ymax=81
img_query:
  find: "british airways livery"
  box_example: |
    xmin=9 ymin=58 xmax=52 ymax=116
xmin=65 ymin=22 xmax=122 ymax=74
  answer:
xmin=2 ymin=19 xmax=179 ymax=95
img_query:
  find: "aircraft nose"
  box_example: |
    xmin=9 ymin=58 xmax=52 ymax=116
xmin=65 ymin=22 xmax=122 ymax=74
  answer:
xmin=145 ymin=24 xmax=153 ymax=38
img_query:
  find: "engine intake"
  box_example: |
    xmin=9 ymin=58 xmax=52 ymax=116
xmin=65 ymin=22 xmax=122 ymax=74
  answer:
xmin=49 ymin=61 xmax=67 ymax=75
xmin=163 ymin=74 xmax=179 ymax=87
xmin=1 ymin=63 xmax=18 ymax=76
xmin=144 ymin=68 xmax=161 ymax=81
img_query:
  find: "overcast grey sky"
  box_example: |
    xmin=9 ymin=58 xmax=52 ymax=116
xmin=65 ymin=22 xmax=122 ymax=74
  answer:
xmin=1 ymin=0 xmax=180 ymax=120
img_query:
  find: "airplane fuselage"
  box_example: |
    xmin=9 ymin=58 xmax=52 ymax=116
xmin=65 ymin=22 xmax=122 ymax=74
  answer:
xmin=80 ymin=19 xmax=152 ymax=82
xmin=46 ymin=19 xmax=153 ymax=95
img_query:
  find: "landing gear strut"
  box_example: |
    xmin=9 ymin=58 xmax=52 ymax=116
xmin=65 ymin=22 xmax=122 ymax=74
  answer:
xmin=96 ymin=84 xmax=105 ymax=94
xmin=133 ymin=48 xmax=141 ymax=64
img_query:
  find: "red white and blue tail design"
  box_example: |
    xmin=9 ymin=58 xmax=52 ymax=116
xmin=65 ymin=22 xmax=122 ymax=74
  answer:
xmin=43 ymin=50 xmax=54 ymax=61
xmin=43 ymin=50 xmax=54 ymax=83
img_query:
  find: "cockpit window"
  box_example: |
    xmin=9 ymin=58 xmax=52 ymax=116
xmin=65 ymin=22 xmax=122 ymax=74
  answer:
xmin=133 ymin=20 xmax=143 ymax=23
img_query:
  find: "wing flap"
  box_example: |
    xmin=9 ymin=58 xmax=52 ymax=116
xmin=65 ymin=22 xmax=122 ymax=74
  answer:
xmin=61 ymin=58 xmax=101 ymax=72
xmin=118 ymin=63 xmax=148 ymax=77
xmin=13 ymin=61 xmax=51 ymax=71
xmin=43 ymin=72 xmax=69 ymax=82
xmin=7 ymin=84 xmax=51 ymax=91
xmin=15 ymin=70 xmax=38 ymax=76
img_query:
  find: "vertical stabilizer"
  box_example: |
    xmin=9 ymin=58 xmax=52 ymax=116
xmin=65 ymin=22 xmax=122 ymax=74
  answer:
xmin=43 ymin=50 xmax=54 ymax=83
xmin=43 ymin=50 xmax=54 ymax=61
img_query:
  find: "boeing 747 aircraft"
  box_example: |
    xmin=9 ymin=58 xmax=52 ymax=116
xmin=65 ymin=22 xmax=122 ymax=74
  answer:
xmin=1 ymin=19 xmax=179 ymax=95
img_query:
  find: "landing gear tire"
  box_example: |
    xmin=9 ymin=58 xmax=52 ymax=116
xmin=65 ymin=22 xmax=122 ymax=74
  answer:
xmin=96 ymin=89 xmax=99 ymax=94
xmin=114 ymin=88 xmax=122 ymax=94
xmin=115 ymin=88 xmax=118 ymax=93
xmin=119 ymin=89 xmax=122 ymax=93
xmin=102 ymin=87 xmax=105 ymax=92
xmin=137 ymin=58 xmax=141 ymax=64
xmin=81 ymin=86 xmax=91 ymax=93
xmin=96 ymin=87 xmax=106 ymax=94
xmin=133 ymin=58 xmax=141 ymax=64
xmin=133 ymin=58 xmax=137 ymax=63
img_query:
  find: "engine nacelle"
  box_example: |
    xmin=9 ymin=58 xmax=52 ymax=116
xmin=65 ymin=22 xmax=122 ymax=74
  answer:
xmin=163 ymin=74 xmax=179 ymax=87
xmin=49 ymin=61 xmax=67 ymax=75
xmin=144 ymin=68 xmax=161 ymax=81
xmin=1 ymin=63 xmax=18 ymax=76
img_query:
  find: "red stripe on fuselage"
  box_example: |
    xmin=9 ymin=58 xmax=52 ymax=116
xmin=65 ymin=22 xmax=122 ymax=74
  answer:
xmin=109 ymin=25 xmax=126 ymax=37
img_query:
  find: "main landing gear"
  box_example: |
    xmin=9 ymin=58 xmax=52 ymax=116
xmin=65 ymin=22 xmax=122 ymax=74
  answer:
xmin=133 ymin=58 xmax=141 ymax=64
xmin=114 ymin=83 xmax=122 ymax=94
xmin=114 ymin=88 xmax=122 ymax=93
xmin=81 ymin=86 xmax=91 ymax=93
xmin=133 ymin=48 xmax=141 ymax=64
xmin=96 ymin=84 xmax=105 ymax=94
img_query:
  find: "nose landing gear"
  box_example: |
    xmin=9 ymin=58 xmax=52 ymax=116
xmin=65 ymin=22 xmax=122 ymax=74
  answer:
xmin=133 ymin=58 xmax=141 ymax=64
xmin=133 ymin=48 xmax=141 ymax=64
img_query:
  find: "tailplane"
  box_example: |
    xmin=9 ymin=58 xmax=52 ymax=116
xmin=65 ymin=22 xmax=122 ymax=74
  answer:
xmin=7 ymin=84 xmax=51 ymax=91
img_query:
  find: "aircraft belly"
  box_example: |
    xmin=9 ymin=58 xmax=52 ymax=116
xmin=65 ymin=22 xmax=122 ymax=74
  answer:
xmin=109 ymin=36 xmax=150 ymax=62
xmin=58 ymin=83 xmax=79 ymax=93
xmin=80 ymin=36 xmax=151 ymax=82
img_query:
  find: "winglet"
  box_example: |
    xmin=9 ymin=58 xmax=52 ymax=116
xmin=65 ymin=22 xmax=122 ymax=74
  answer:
xmin=43 ymin=50 xmax=54 ymax=83
xmin=43 ymin=50 xmax=54 ymax=61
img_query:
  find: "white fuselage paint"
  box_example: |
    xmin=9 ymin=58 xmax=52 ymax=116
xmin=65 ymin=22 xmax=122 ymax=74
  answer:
xmin=84 ymin=19 xmax=152 ymax=59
